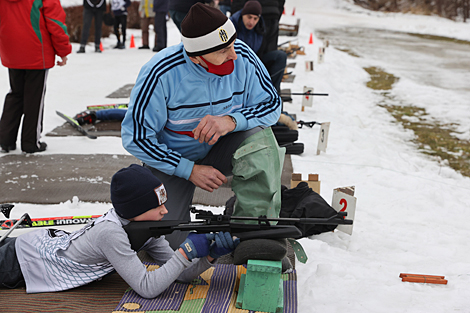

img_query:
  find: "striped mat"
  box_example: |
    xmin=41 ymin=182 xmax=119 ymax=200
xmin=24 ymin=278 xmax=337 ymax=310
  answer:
xmin=113 ymin=263 xmax=297 ymax=313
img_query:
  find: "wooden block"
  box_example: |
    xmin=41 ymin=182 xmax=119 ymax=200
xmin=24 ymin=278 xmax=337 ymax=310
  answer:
xmin=275 ymin=278 xmax=284 ymax=313
xmin=401 ymin=276 xmax=448 ymax=285
xmin=291 ymin=173 xmax=321 ymax=194
xmin=308 ymin=174 xmax=319 ymax=181
xmin=399 ymin=273 xmax=445 ymax=279
xmin=242 ymin=260 xmax=282 ymax=313
xmin=235 ymin=274 xmax=246 ymax=309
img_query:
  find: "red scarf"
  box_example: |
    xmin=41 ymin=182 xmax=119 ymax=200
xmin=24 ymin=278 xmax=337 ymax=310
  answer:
xmin=200 ymin=56 xmax=234 ymax=76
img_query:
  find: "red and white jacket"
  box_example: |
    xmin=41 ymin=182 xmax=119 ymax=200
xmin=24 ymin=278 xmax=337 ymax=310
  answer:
xmin=0 ymin=0 xmax=72 ymax=70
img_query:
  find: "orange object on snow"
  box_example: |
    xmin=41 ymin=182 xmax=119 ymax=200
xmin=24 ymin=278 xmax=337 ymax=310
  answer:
xmin=130 ymin=34 xmax=136 ymax=48
xmin=400 ymin=273 xmax=447 ymax=285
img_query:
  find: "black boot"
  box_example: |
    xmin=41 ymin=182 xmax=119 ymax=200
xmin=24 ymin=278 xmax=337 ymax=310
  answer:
xmin=22 ymin=142 xmax=47 ymax=154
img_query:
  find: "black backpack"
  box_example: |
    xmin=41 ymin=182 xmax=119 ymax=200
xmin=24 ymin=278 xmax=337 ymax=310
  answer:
xmin=224 ymin=182 xmax=338 ymax=238
xmin=278 ymin=182 xmax=338 ymax=237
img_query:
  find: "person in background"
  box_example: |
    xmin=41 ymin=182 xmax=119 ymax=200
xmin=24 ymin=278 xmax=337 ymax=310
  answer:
xmin=169 ymin=0 xmax=212 ymax=32
xmin=138 ymin=0 xmax=157 ymax=49
xmin=219 ymin=0 xmax=232 ymax=16
xmin=231 ymin=0 xmax=285 ymax=53
xmin=153 ymin=0 xmax=169 ymax=52
xmin=0 ymin=0 xmax=71 ymax=154
xmin=0 ymin=164 xmax=239 ymax=297
xmin=111 ymin=0 xmax=131 ymax=49
xmin=230 ymin=0 xmax=286 ymax=93
xmin=77 ymin=0 xmax=106 ymax=53
xmin=121 ymin=3 xmax=284 ymax=253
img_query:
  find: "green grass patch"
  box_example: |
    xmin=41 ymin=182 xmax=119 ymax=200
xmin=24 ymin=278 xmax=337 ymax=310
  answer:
xmin=363 ymin=67 xmax=399 ymax=90
xmin=365 ymin=67 xmax=470 ymax=177
xmin=407 ymin=33 xmax=470 ymax=46
xmin=335 ymin=48 xmax=361 ymax=58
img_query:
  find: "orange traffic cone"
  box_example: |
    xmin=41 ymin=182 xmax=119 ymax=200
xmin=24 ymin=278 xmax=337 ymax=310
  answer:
xmin=99 ymin=42 xmax=104 ymax=52
xmin=308 ymin=33 xmax=313 ymax=45
xmin=292 ymin=7 xmax=295 ymax=15
xmin=282 ymin=8 xmax=285 ymax=15
xmin=130 ymin=34 xmax=136 ymax=48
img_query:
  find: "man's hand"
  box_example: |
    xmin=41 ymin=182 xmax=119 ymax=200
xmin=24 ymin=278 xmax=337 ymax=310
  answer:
xmin=192 ymin=115 xmax=236 ymax=145
xmin=189 ymin=164 xmax=227 ymax=192
xmin=57 ymin=56 xmax=68 ymax=66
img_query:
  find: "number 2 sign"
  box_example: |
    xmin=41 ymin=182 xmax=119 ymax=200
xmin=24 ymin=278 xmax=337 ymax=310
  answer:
xmin=331 ymin=188 xmax=357 ymax=235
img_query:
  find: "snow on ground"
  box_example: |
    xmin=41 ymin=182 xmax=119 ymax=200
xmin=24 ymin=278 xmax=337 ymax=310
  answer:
xmin=1 ymin=0 xmax=470 ymax=311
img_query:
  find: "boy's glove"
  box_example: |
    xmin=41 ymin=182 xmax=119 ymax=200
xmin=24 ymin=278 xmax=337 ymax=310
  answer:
xmin=180 ymin=232 xmax=215 ymax=261
xmin=209 ymin=232 xmax=240 ymax=259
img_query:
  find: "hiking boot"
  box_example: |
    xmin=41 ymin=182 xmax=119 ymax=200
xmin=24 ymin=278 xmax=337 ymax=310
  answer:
xmin=22 ymin=142 xmax=47 ymax=154
xmin=139 ymin=45 xmax=150 ymax=49
xmin=0 ymin=143 xmax=16 ymax=153
xmin=95 ymin=46 xmax=102 ymax=53
xmin=113 ymin=42 xmax=121 ymax=49
xmin=74 ymin=110 xmax=97 ymax=125
xmin=118 ymin=43 xmax=125 ymax=49
xmin=77 ymin=46 xmax=85 ymax=53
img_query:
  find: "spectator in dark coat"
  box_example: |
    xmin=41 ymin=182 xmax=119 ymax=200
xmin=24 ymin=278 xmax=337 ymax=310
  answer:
xmin=77 ymin=0 xmax=107 ymax=53
xmin=230 ymin=1 xmax=286 ymax=93
xmin=231 ymin=0 xmax=285 ymax=53
xmin=111 ymin=0 xmax=132 ymax=49
xmin=153 ymin=0 xmax=169 ymax=52
xmin=219 ymin=0 xmax=231 ymax=16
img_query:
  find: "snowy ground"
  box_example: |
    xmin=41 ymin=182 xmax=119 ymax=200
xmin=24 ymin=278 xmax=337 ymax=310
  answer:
xmin=1 ymin=0 xmax=470 ymax=311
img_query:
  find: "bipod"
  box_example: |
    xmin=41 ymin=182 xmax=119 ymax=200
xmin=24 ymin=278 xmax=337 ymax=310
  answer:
xmin=0 ymin=212 xmax=32 ymax=244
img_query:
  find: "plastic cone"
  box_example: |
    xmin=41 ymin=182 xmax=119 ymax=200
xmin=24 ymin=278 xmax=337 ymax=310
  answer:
xmin=130 ymin=34 xmax=136 ymax=48
xmin=292 ymin=7 xmax=295 ymax=15
xmin=99 ymin=42 xmax=104 ymax=52
xmin=282 ymin=8 xmax=285 ymax=15
xmin=308 ymin=33 xmax=313 ymax=45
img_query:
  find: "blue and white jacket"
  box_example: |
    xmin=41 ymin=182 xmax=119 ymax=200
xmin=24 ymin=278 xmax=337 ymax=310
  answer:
xmin=121 ymin=39 xmax=281 ymax=180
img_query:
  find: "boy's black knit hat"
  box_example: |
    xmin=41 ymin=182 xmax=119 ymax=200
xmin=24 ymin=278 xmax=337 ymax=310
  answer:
xmin=181 ymin=3 xmax=237 ymax=56
xmin=241 ymin=1 xmax=262 ymax=16
xmin=111 ymin=164 xmax=167 ymax=219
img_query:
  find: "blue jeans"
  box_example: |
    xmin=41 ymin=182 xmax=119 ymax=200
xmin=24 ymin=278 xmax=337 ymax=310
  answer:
xmin=80 ymin=7 xmax=103 ymax=47
xmin=96 ymin=109 xmax=127 ymax=121
xmin=260 ymin=50 xmax=287 ymax=94
xmin=219 ymin=5 xmax=231 ymax=16
xmin=0 ymin=237 xmax=25 ymax=289
xmin=169 ymin=10 xmax=187 ymax=32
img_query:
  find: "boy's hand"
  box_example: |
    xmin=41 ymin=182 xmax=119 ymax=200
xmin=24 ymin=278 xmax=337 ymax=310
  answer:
xmin=180 ymin=232 xmax=215 ymax=261
xmin=209 ymin=232 xmax=240 ymax=259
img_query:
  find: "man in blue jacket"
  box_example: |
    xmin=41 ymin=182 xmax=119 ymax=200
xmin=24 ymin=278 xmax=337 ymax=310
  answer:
xmin=121 ymin=3 xmax=285 ymax=250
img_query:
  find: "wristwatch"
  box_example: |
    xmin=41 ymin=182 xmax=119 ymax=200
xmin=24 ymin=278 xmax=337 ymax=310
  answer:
xmin=230 ymin=115 xmax=237 ymax=128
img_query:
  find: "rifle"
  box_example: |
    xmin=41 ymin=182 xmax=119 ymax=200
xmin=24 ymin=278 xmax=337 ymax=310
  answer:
xmin=123 ymin=207 xmax=353 ymax=251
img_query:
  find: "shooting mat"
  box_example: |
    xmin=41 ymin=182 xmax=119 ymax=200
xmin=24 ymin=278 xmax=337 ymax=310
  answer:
xmin=114 ymin=263 xmax=297 ymax=313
